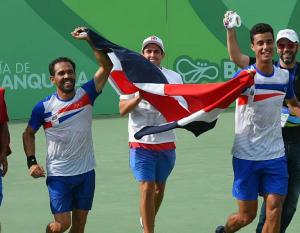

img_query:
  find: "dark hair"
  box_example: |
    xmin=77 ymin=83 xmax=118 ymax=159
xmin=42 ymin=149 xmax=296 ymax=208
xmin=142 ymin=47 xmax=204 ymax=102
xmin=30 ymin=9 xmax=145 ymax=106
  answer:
xmin=250 ymin=23 xmax=274 ymax=43
xmin=48 ymin=57 xmax=76 ymax=76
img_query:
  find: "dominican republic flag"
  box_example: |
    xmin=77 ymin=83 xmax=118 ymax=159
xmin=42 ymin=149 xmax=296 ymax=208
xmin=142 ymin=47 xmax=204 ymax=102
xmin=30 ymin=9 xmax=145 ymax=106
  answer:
xmin=87 ymin=29 xmax=255 ymax=139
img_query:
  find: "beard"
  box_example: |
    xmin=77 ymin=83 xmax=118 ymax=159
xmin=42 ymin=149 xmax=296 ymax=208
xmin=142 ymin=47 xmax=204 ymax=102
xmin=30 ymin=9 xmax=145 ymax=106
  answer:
xmin=59 ymin=79 xmax=75 ymax=94
xmin=280 ymin=52 xmax=296 ymax=66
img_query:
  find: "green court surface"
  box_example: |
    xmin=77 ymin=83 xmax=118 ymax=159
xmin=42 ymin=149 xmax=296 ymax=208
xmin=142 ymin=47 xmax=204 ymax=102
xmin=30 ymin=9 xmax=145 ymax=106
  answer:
xmin=1 ymin=111 xmax=299 ymax=233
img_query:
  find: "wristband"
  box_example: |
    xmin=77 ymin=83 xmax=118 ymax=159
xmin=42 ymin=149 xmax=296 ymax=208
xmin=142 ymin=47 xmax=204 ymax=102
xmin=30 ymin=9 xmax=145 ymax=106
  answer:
xmin=27 ymin=155 xmax=38 ymax=169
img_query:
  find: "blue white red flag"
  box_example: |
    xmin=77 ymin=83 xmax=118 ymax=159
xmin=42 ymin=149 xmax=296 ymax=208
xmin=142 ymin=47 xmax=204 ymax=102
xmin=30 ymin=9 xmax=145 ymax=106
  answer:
xmin=87 ymin=29 xmax=255 ymax=139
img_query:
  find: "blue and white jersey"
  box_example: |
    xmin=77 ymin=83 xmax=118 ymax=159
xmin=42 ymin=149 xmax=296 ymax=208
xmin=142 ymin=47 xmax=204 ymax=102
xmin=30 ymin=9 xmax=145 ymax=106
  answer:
xmin=120 ymin=67 xmax=183 ymax=144
xmin=28 ymin=80 xmax=100 ymax=176
xmin=232 ymin=65 xmax=295 ymax=161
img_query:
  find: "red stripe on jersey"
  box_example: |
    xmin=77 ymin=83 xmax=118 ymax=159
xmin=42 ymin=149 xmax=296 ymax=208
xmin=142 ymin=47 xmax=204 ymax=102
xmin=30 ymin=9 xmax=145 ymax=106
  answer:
xmin=238 ymin=93 xmax=283 ymax=106
xmin=58 ymin=94 xmax=91 ymax=114
xmin=254 ymin=93 xmax=284 ymax=102
xmin=43 ymin=121 xmax=53 ymax=129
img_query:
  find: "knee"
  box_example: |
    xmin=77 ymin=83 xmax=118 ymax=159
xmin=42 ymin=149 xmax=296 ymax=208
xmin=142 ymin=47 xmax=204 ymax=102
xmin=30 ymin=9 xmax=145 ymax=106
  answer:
xmin=268 ymin=199 xmax=284 ymax=213
xmin=47 ymin=220 xmax=71 ymax=233
xmin=239 ymin=213 xmax=256 ymax=226
xmin=154 ymin=185 xmax=165 ymax=197
xmin=140 ymin=183 xmax=155 ymax=199
xmin=267 ymin=204 xmax=283 ymax=221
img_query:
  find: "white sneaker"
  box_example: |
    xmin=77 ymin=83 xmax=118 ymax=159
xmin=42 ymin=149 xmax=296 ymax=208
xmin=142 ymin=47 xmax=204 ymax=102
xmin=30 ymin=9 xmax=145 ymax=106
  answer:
xmin=139 ymin=216 xmax=144 ymax=233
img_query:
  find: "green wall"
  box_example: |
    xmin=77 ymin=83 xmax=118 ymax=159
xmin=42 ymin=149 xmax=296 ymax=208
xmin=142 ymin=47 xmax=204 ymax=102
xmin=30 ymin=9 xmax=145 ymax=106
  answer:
xmin=2 ymin=0 xmax=300 ymax=119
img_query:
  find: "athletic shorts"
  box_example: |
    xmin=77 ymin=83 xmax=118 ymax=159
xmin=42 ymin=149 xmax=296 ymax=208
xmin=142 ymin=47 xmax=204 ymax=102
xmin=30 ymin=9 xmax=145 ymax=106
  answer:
xmin=0 ymin=169 xmax=2 ymax=206
xmin=46 ymin=169 xmax=95 ymax=214
xmin=129 ymin=148 xmax=176 ymax=182
xmin=232 ymin=156 xmax=288 ymax=200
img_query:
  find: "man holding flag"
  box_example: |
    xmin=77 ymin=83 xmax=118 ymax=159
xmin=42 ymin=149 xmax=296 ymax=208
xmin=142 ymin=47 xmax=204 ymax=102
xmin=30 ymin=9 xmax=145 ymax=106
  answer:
xmin=216 ymin=22 xmax=300 ymax=233
xmin=224 ymin=10 xmax=300 ymax=233
xmin=83 ymin=27 xmax=256 ymax=232
xmin=119 ymin=35 xmax=182 ymax=233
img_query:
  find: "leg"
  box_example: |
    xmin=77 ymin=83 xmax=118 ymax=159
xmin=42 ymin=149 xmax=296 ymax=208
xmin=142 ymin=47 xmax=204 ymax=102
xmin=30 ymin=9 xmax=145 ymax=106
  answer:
xmin=218 ymin=157 xmax=259 ymax=233
xmin=130 ymin=148 xmax=175 ymax=233
xmin=68 ymin=209 xmax=89 ymax=233
xmin=46 ymin=171 xmax=95 ymax=233
xmin=129 ymin=148 xmax=157 ymax=233
xmin=256 ymin=201 xmax=266 ymax=233
xmin=154 ymin=182 xmax=166 ymax=215
xmin=70 ymin=170 xmax=95 ymax=233
xmin=224 ymin=200 xmax=257 ymax=233
xmin=280 ymin=180 xmax=300 ymax=233
xmin=152 ymin=149 xmax=175 ymax=216
xmin=140 ymin=181 xmax=156 ymax=233
xmin=262 ymin=194 xmax=285 ymax=233
xmin=46 ymin=176 xmax=72 ymax=233
xmin=280 ymin=143 xmax=300 ymax=233
xmin=46 ymin=212 xmax=71 ymax=233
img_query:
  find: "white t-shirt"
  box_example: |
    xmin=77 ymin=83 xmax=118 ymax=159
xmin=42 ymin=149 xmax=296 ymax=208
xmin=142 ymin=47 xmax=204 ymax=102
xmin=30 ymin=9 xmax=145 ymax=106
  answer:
xmin=120 ymin=67 xmax=183 ymax=144
xmin=29 ymin=80 xmax=100 ymax=176
xmin=232 ymin=65 xmax=295 ymax=161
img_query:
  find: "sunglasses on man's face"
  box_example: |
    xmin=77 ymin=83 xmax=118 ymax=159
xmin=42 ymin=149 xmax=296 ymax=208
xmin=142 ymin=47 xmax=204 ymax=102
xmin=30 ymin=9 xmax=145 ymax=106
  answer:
xmin=277 ymin=42 xmax=298 ymax=50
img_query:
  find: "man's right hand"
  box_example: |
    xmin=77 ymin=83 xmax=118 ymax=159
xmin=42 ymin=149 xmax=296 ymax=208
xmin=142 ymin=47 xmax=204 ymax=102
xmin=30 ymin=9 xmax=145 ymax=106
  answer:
xmin=29 ymin=164 xmax=45 ymax=178
xmin=71 ymin=27 xmax=89 ymax=40
xmin=223 ymin=11 xmax=242 ymax=29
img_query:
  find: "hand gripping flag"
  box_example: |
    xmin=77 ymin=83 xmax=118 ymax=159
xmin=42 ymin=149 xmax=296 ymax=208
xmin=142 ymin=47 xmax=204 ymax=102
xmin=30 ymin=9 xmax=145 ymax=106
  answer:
xmin=87 ymin=29 xmax=255 ymax=139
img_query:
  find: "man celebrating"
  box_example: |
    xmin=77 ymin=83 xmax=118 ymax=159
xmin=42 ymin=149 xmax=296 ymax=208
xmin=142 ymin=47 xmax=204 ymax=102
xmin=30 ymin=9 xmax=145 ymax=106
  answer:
xmin=22 ymin=27 xmax=112 ymax=233
xmin=119 ymin=35 xmax=183 ymax=233
xmin=224 ymin=11 xmax=300 ymax=233
xmin=216 ymin=22 xmax=300 ymax=233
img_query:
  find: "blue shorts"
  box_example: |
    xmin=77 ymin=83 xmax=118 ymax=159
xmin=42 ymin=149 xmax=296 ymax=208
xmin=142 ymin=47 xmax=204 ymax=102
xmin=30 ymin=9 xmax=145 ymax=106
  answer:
xmin=129 ymin=148 xmax=176 ymax=182
xmin=232 ymin=156 xmax=288 ymax=200
xmin=0 ymin=169 xmax=2 ymax=206
xmin=46 ymin=169 xmax=95 ymax=214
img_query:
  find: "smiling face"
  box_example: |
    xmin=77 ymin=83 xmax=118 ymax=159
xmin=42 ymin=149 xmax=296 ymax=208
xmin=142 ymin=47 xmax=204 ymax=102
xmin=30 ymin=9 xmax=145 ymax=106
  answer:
xmin=251 ymin=32 xmax=274 ymax=64
xmin=277 ymin=38 xmax=298 ymax=67
xmin=142 ymin=43 xmax=165 ymax=67
xmin=50 ymin=61 xmax=76 ymax=99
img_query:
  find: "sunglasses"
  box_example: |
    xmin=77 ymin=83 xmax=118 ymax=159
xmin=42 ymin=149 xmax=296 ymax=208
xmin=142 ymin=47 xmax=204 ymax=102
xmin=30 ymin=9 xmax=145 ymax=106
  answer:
xmin=277 ymin=42 xmax=298 ymax=50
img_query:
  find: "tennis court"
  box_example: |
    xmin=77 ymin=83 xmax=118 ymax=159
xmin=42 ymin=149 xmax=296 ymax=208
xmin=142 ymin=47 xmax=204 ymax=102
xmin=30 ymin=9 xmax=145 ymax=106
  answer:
xmin=1 ymin=110 xmax=299 ymax=233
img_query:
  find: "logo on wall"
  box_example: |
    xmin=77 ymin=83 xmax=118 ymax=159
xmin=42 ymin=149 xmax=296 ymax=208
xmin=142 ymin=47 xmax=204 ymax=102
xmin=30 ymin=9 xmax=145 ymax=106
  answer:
xmin=174 ymin=56 xmax=238 ymax=83
xmin=174 ymin=56 xmax=219 ymax=83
